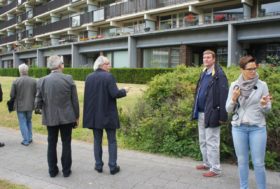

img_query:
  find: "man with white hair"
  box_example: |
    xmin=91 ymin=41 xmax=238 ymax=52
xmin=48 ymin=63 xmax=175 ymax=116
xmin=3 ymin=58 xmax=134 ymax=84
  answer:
xmin=10 ymin=63 xmax=37 ymax=146
xmin=83 ymin=55 xmax=128 ymax=175
xmin=35 ymin=55 xmax=79 ymax=178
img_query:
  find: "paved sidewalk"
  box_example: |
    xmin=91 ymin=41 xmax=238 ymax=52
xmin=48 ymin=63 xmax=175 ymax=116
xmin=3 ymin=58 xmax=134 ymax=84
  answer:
xmin=0 ymin=127 xmax=279 ymax=189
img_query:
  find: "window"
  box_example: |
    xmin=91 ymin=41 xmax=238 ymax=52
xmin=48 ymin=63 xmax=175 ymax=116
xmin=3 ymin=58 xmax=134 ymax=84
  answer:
xmin=143 ymin=47 xmax=180 ymax=68
xmin=217 ymin=47 xmax=227 ymax=66
xmin=261 ymin=2 xmax=280 ymax=17
xmin=72 ymin=15 xmax=80 ymax=27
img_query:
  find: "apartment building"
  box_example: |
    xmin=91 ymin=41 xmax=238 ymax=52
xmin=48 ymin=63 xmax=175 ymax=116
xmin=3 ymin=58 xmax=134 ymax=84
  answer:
xmin=0 ymin=0 xmax=279 ymax=68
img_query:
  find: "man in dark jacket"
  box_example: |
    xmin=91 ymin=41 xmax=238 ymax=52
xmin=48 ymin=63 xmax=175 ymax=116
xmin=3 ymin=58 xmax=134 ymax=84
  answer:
xmin=83 ymin=55 xmax=128 ymax=175
xmin=10 ymin=63 xmax=37 ymax=146
xmin=192 ymin=50 xmax=228 ymax=177
xmin=35 ymin=55 xmax=80 ymax=178
xmin=0 ymin=83 xmax=4 ymax=147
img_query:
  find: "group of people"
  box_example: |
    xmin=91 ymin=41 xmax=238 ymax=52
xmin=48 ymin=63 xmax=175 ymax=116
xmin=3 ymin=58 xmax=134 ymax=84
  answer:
xmin=192 ymin=50 xmax=271 ymax=189
xmin=0 ymin=50 xmax=272 ymax=189
xmin=1 ymin=55 xmax=128 ymax=177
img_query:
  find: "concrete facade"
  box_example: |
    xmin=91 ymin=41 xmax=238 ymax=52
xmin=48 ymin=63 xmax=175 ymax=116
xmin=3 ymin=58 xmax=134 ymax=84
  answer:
xmin=0 ymin=0 xmax=280 ymax=68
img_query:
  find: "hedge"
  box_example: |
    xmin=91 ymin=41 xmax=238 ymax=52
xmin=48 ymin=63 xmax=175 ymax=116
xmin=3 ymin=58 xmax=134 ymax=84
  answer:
xmin=119 ymin=65 xmax=280 ymax=170
xmin=0 ymin=68 xmax=174 ymax=84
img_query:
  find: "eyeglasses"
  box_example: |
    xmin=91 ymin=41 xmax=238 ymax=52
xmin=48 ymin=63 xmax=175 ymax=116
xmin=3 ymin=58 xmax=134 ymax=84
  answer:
xmin=244 ymin=67 xmax=257 ymax=72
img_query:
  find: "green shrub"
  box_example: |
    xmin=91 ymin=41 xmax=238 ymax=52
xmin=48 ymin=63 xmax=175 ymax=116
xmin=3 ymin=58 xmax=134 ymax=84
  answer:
xmin=0 ymin=68 xmax=174 ymax=84
xmin=120 ymin=65 xmax=280 ymax=170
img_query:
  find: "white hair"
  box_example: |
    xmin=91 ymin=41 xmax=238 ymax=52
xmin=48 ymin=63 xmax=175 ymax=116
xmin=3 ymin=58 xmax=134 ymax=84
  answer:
xmin=47 ymin=55 xmax=63 ymax=70
xmin=18 ymin=63 xmax=29 ymax=75
xmin=93 ymin=56 xmax=108 ymax=71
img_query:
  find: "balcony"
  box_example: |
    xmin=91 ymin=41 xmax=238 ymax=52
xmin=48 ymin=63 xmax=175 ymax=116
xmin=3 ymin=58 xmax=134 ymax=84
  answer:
xmin=33 ymin=0 xmax=70 ymax=17
xmin=80 ymin=11 xmax=93 ymax=25
xmin=0 ymin=35 xmax=17 ymax=45
xmin=104 ymin=0 xmax=189 ymax=19
xmin=0 ymin=17 xmax=17 ymax=30
xmin=0 ymin=0 xmax=17 ymax=15
xmin=33 ymin=18 xmax=71 ymax=36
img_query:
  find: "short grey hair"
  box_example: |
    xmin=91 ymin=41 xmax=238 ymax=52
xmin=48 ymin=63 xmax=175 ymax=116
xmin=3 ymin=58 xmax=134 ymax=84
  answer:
xmin=47 ymin=55 xmax=64 ymax=70
xmin=18 ymin=63 xmax=29 ymax=75
xmin=93 ymin=56 xmax=108 ymax=71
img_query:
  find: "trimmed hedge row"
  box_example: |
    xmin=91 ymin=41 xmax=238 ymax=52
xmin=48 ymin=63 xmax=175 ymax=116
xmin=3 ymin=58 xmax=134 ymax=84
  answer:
xmin=0 ymin=68 xmax=174 ymax=84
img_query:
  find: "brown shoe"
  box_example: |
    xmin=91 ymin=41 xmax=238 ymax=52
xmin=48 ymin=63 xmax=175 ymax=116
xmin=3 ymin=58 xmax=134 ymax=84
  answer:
xmin=196 ymin=164 xmax=209 ymax=170
xmin=203 ymin=171 xmax=220 ymax=177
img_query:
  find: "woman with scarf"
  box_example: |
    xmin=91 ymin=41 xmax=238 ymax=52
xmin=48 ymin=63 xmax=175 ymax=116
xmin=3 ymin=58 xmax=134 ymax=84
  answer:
xmin=226 ymin=55 xmax=271 ymax=189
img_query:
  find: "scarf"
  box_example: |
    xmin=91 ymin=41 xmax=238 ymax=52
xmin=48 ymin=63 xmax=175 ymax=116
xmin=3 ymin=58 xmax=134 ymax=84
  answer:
xmin=236 ymin=73 xmax=259 ymax=105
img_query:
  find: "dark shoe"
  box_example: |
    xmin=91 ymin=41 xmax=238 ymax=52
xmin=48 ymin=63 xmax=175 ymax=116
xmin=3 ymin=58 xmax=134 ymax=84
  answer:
xmin=29 ymin=139 xmax=33 ymax=143
xmin=95 ymin=167 xmax=103 ymax=173
xmin=21 ymin=142 xmax=29 ymax=146
xmin=50 ymin=170 xmax=59 ymax=178
xmin=110 ymin=166 xmax=120 ymax=175
xmin=203 ymin=171 xmax=221 ymax=177
xmin=0 ymin=142 xmax=4 ymax=147
xmin=63 ymin=170 xmax=72 ymax=177
xmin=196 ymin=164 xmax=209 ymax=171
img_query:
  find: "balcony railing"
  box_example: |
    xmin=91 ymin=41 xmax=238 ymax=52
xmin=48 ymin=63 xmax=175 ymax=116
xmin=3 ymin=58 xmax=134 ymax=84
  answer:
xmin=104 ymin=0 xmax=189 ymax=19
xmin=33 ymin=0 xmax=70 ymax=17
xmin=0 ymin=35 xmax=17 ymax=45
xmin=33 ymin=18 xmax=71 ymax=36
xmin=80 ymin=11 xmax=93 ymax=25
xmin=0 ymin=17 xmax=17 ymax=30
xmin=0 ymin=0 xmax=17 ymax=15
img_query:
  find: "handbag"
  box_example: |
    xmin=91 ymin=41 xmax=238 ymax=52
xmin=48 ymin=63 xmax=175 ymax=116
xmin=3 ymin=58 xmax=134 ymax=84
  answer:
xmin=7 ymin=98 xmax=15 ymax=112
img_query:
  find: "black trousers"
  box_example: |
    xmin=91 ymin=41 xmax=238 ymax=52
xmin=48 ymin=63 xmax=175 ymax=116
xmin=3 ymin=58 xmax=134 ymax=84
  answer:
xmin=47 ymin=123 xmax=73 ymax=176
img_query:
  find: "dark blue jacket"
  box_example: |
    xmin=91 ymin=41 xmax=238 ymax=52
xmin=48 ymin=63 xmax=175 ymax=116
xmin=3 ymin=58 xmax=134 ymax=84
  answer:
xmin=83 ymin=69 xmax=126 ymax=129
xmin=192 ymin=64 xmax=228 ymax=128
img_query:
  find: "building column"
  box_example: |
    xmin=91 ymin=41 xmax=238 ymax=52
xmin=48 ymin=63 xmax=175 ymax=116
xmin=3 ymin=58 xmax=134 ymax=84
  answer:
xmin=37 ymin=49 xmax=44 ymax=67
xmin=144 ymin=14 xmax=156 ymax=31
xmin=128 ymin=36 xmax=137 ymax=68
xmin=228 ymin=24 xmax=241 ymax=67
xmin=50 ymin=34 xmax=59 ymax=46
xmin=242 ymin=0 xmax=253 ymax=19
xmin=13 ymin=52 xmax=20 ymax=67
xmin=71 ymin=44 xmax=86 ymax=68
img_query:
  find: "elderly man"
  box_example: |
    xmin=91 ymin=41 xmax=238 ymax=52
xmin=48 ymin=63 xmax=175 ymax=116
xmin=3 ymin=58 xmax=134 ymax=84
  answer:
xmin=35 ymin=55 xmax=79 ymax=178
xmin=10 ymin=63 xmax=37 ymax=146
xmin=0 ymin=83 xmax=4 ymax=147
xmin=83 ymin=55 xmax=128 ymax=175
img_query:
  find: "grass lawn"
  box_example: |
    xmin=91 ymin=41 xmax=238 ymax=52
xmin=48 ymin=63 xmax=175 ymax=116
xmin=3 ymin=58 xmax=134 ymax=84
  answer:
xmin=0 ymin=76 xmax=146 ymax=145
xmin=0 ymin=179 xmax=30 ymax=189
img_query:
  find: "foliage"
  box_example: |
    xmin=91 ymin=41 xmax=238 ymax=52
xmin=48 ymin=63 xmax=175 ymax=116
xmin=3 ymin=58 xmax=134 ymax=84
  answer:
xmin=120 ymin=65 xmax=280 ymax=170
xmin=265 ymin=55 xmax=280 ymax=67
xmin=0 ymin=68 xmax=174 ymax=84
xmin=0 ymin=179 xmax=29 ymax=189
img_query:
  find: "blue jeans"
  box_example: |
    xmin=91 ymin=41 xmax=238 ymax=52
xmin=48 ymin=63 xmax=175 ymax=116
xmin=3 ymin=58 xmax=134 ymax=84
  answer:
xmin=232 ymin=125 xmax=267 ymax=189
xmin=17 ymin=111 xmax=33 ymax=145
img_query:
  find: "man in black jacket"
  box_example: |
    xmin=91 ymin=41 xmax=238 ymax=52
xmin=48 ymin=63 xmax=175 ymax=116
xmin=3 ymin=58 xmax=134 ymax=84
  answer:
xmin=83 ymin=55 xmax=128 ymax=175
xmin=0 ymin=83 xmax=5 ymax=147
xmin=192 ymin=50 xmax=228 ymax=177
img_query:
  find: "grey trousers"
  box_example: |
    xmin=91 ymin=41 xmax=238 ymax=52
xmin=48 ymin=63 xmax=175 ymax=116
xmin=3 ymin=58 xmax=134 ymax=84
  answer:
xmin=198 ymin=113 xmax=221 ymax=174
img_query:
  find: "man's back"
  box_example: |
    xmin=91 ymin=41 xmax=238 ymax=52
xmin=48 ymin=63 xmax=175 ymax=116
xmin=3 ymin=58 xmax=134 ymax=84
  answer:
xmin=11 ymin=76 xmax=37 ymax=111
xmin=36 ymin=72 xmax=79 ymax=126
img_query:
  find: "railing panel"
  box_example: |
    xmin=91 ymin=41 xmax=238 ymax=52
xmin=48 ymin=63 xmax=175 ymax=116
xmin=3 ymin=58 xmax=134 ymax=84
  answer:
xmin=0 ymin=17 xmax=17 ymax=30
xmin=34 ymin=0 xmax=70 ymax=17
xmin=0 ymin=0 xmax=17 ymax=15
xmin=34 ymin=18 xmax=70 ymax=36
xmin=0 ymin=35 xmax=17 ymax=45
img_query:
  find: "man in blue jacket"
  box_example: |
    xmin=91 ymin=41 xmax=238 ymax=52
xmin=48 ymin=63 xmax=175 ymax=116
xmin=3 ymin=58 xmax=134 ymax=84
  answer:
xmin=192 ymin=50 xmax=228 ymax=177
xmin=83 ymin=55 xmax=128 ymax=175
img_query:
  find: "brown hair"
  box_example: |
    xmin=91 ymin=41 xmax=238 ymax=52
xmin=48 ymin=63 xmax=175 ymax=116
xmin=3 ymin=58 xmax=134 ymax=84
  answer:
xmin=239 ymin=55 xmax=256 ymax=69
xmin=203 ymin=50 xmax=216 ymax=59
